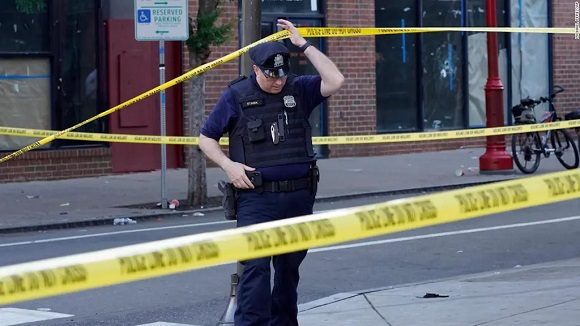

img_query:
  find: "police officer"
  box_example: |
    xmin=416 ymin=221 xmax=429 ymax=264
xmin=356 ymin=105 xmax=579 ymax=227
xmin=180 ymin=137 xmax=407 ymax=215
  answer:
xmin=199 ymin=19 xmax=344 ymax=326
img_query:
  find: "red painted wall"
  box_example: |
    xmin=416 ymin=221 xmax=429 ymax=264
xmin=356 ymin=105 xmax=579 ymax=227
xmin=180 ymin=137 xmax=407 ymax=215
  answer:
xmin=107 ymin=19 xmax=183 ymax=172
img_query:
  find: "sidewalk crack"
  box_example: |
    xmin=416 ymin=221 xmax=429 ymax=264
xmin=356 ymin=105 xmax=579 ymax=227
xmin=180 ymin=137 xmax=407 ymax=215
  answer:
xmin=299 ymin=294 xmax=360 ymax=313
xmin=473 ymin=297 xmax=580 ymax=325
xmin=363 ymin=293 xmax=393 ymax=326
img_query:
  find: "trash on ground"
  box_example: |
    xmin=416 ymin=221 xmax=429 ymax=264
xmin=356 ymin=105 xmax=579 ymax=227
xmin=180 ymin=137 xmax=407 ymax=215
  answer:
xmin=169 ymin=199 xmax=180 ymax=210
xmin=113 ymin=217 xmax=137 ymax=225
xmin=419 ymin=292 xmax=449 ymax=299
xmin=455 ymin=166 xmax=479 ymax=176
xmin=193 ymin=212 xmax=205 ymax=217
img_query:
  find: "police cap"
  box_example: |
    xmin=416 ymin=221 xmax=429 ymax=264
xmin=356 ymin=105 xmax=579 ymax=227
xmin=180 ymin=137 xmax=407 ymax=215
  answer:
xmin=249 ymin=41 xmax=290 ymax=78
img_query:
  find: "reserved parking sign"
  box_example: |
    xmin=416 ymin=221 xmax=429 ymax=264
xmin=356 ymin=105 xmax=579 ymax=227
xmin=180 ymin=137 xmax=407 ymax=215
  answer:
xmin=134 ymin=0 xmax=189 ymax=41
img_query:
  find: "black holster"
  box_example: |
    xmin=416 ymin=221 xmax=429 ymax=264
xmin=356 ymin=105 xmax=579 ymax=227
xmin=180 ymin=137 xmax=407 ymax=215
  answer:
xmin=310 ymin=165 xmax=320 ymax=197
xmin=218 ymin=181 xmax=237 ymax=220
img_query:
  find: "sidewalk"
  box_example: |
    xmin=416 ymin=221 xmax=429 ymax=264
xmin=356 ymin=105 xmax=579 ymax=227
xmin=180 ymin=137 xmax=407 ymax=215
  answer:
xmin=298 ymin=257 xmax=580 ymax=325
xmin=0 ymin=148 xmax=566 ymax=232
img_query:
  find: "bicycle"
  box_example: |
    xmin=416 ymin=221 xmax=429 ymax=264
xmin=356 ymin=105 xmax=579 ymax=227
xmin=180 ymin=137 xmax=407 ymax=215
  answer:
xmin=511 ymin=85 xmax=579 ymax=174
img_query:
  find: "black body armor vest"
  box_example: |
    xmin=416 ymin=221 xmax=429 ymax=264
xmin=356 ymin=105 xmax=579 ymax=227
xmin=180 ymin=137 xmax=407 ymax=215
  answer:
xmin=228 ymin=76 xmax=315 ymax=168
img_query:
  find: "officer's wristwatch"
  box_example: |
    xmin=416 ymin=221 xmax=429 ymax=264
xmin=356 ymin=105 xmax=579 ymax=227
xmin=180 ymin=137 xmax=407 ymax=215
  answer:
xmin=299 ymin=41 xmax=311 ymax=52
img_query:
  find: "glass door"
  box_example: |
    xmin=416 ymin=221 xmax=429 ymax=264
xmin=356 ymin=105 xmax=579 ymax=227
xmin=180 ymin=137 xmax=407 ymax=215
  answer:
xmin=54 ymin=0 xmax=100 ymax=139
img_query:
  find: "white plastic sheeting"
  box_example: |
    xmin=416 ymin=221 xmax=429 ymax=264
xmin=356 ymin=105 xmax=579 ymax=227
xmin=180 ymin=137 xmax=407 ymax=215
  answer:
xmin=0 ymin=58 xmax=51 ymax=150
xmin=510 ymin=0 xmax=550 ymax=120
xmin=468 ymin=33 xmax=509 ymax=126
xmin=468 ymin=0 xmax=549 ymax=126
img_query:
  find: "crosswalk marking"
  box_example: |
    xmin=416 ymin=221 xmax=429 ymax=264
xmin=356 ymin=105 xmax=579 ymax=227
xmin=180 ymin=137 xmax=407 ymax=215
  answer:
xmin=0 ymin=307 xmax=202 ymax=326
xmin=137 ymin=322 xmax=200 ymax=326
xmin=0 ymin=308 xmax=73 ymax=325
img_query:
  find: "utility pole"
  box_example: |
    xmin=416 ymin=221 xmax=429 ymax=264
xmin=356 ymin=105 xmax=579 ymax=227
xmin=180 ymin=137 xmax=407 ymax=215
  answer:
xmin=241 ymin=0 xmax=262 ymax=75
xmin=216 ymin=2 xmax=261 ymax=324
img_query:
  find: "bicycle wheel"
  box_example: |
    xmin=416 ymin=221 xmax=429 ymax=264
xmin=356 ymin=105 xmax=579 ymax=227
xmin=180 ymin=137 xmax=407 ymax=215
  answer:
xmin=550 ymin=129 xmax=580 ymax=169
xmin=512 ymin=132 xmax=541 ymax=174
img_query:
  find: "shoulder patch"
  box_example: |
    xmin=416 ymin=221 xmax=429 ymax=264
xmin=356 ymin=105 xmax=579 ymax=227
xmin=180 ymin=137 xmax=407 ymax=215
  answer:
xmin=228 ymin=75 xmax=247 ymax=87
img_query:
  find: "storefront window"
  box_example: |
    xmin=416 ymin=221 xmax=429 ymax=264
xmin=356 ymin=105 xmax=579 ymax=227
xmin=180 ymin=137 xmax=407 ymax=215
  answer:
xmin=0 ymin=0 xmax=49 ymax=52
xmin=376 ymin=0 xmax=516 ymax=131
xmin=375 ymin=1 xmax=418 ymax=132
xmin=376 ymin=0 xmax=466 ymax=132
xmin=422 ymin=0 xmax=465 ymax=130
xmin=0 ymin=0 xmax=100 ymax=151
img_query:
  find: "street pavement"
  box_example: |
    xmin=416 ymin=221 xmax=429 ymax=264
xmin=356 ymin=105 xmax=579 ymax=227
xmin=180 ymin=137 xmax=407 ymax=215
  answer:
xmin=1 ymin=148 xmax=579 ymax=325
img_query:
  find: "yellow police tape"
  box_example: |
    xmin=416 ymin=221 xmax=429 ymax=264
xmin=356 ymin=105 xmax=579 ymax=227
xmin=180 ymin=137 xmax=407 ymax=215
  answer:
xmin=296 ymin=26 xmax=577 ymax=37
xmin=0 ymin=30 xmax=288 ymax=164
xmin=0 ymin=26 xmax=575 ymax=163
xmin=1 ymin=119 xmax=579 ymax=146
xmin=0 ymin=169 xmax=578 ymax=304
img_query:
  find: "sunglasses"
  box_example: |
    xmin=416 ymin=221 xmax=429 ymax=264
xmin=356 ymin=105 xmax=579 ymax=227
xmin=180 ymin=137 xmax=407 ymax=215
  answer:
xmin=260 ymin=67 xmax=289 ymax=80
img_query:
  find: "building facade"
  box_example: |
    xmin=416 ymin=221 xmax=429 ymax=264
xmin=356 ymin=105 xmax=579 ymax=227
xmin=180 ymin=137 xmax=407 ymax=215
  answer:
xmin=1 ymin=0 xmax=578 ymax=182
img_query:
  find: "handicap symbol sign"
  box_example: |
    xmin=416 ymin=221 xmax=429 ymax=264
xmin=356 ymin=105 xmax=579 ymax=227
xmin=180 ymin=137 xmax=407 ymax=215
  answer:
xmin=137 ymin=9 xmax=151 ymax=23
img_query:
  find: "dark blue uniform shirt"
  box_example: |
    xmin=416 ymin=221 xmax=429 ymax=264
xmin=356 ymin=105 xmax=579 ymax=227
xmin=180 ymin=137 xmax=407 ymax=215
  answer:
xmin=201 ymin=73 xmax=326 ymax=181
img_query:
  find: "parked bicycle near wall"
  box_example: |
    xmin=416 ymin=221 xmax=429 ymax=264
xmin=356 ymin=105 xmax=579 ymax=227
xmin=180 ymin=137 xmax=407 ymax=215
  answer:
xmin=511 ymin=86 xmax=579 ymax=174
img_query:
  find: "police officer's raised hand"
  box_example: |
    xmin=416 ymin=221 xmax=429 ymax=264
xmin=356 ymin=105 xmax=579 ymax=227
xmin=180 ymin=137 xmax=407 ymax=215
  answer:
xmin=276 ymin=19 xmax=344 ymax=97
xmin=223 ymin=160 xmax=255 ymax=189
xmin=277 ymin=19 xmax=308 ymax=48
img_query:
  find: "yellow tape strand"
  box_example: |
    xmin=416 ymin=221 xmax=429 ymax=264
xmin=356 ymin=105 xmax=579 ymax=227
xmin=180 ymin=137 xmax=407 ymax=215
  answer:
xmin=0 ymin=30 xmax=291 ymax=164
xmin=1 ymin=119 xmax=579 ymax=146
xmin=1 ymin=26 xmax=575 ymax=163
xmin=0 ymin=169 xmax=578 ymax=305
xmin=297 ymin=26 xmax=576 ymax=37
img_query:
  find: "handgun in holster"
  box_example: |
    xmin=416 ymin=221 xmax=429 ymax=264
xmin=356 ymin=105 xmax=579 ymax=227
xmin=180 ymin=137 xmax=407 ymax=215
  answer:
xmin=310 ymin=165 xmax=320 ymax=196
xmin=218 ymin=181 xmax=237 ymax=220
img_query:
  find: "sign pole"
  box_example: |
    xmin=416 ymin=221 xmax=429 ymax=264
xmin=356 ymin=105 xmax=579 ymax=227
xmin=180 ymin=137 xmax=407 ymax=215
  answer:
xmin=159 ymin=40 xmax=168 ymax=209
xmin=135 ymin=0 xmax=188 ymax=209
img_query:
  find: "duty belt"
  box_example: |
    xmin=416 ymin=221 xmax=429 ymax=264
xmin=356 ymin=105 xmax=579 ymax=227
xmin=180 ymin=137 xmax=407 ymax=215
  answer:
xmin=259 ymin=176 xmax=311 ymax=192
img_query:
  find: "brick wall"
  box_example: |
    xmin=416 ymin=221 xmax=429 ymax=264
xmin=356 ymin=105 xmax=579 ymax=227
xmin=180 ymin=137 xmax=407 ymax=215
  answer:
xmin=0 ymin=147 xmax=112 ymax=182
xmin=325 ymin=0 xmax=378 ymax=157
xmin=552 ymin=0 xmax=580 ymax=117
xmin=204 ymin=2 xmax=240 ymax=115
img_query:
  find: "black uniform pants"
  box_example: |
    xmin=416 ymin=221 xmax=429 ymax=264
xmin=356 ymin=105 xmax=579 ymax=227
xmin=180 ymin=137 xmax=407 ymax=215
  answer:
xmin=235 ymin=189 xmax=314 ymax=326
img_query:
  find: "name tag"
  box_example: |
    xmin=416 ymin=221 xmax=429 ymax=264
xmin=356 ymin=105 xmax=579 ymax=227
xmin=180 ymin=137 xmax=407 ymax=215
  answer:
xmin=242 ymin=98 xmax=264 ymax=109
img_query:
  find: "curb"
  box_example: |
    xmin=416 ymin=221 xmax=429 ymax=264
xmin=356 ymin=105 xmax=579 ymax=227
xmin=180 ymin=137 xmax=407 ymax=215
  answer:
xmin=0 ymin=180 xmax=505 ymax=235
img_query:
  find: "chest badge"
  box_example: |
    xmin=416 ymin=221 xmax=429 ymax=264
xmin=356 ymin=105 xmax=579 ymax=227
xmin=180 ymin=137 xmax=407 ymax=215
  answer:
xmin=283 ymin=95 xmax=296 ymax=108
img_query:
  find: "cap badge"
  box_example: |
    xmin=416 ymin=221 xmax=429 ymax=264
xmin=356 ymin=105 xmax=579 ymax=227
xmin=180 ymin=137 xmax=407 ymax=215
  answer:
xmin=274 ymin=54 xmax=284 ymax=68
xmin=283 ymin=95 xmax=296 ymax=108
